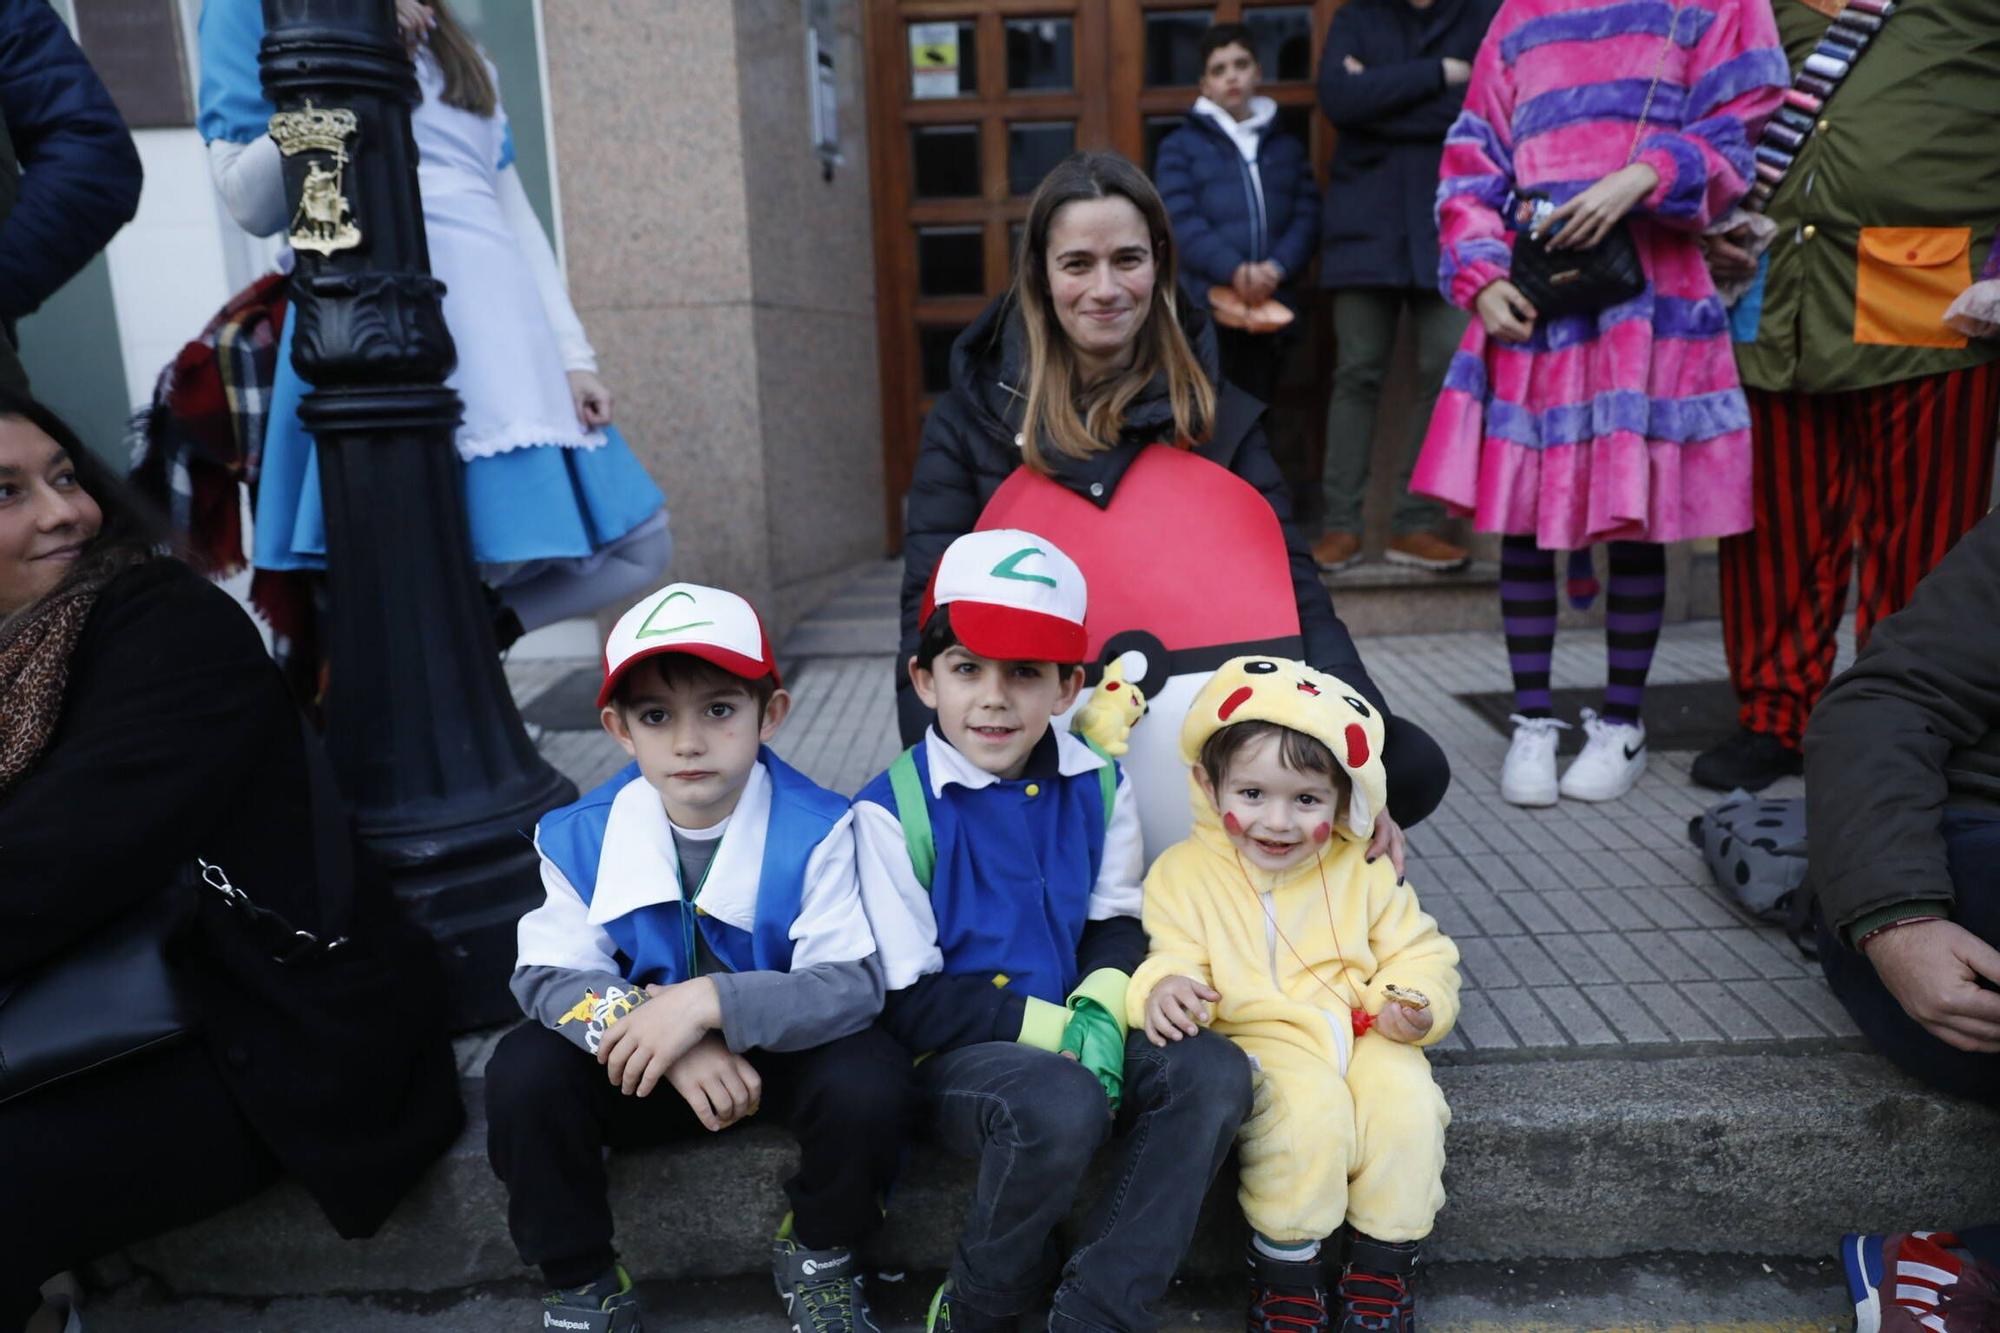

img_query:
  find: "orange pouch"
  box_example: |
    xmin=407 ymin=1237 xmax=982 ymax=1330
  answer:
xmin=1854 ymin=226 xmax=1972 ymax=349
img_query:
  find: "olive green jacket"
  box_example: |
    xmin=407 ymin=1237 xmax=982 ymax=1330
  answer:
xmin=1735 ymin=0 xmax=2000 ymax=394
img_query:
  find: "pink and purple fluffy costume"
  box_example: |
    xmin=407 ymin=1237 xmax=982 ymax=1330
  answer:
xmin=1414 ymin=0 xmax=1788 ymax=548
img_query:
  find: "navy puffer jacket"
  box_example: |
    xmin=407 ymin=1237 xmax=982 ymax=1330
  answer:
xmin=0 ymin=0 xmax=143 ymax=323
xmin=1154 ymin=106 xmax=1319 ymax=310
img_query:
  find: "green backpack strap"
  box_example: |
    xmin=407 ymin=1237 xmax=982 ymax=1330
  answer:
xmin=891 ymin=739 xmax=1116 ymax=892
xmin=1080 ymin=737 xmax=1117 ymax=830
xmin=888 ymin=747 xmax=936 ymax=890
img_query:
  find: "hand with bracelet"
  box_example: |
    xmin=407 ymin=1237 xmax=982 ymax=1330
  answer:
xmin=1863 ymin=918 xmax=2000 ymax=1053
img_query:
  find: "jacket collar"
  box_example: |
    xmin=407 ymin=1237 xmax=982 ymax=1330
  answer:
xmin=1191 ymin=95 xmax=1278 ymax=153
xmin=586 ymin=761 xmax=771 ymax=935
xmin=924 ymin=725 xmax=1107 ymax=798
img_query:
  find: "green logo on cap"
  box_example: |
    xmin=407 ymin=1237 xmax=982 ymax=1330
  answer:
xmin=635 ymin=589 xmax=715 ymax=638
xmin=990 ymin=546 xmax=1057 ymax=588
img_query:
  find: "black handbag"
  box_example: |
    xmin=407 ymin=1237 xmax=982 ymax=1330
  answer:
xmin=1508 ymin=197 xmax=1648 ymax=320
xmin=0 ymin=716 xmax=352 ymax=1107
xmin=1506 ymin=1 xmax=1682 ymax=320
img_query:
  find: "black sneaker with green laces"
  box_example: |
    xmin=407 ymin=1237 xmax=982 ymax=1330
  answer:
xmin=539 ymin=1264 xmax=644 ymax=1332
xmin=771 ymin=1228 xmax=882 ymax=1333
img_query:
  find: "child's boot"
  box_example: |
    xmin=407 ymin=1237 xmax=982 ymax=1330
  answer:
xmin=538 ymin=1264 xmax=644 ymax=1332
xmin=1247 ymin=1242 xmax=1331 ymax=1333
xmin=1335 ymin=1234 xmax=1418 ymax=1333
xmin=771 ymin=1223 xmax=883 ymax=1333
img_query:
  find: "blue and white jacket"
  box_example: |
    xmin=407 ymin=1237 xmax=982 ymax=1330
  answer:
xmin=853 ymin=728 xmax=1147 ymax=1056
xmin=515 ymin=748 xmax=880 ymax=1055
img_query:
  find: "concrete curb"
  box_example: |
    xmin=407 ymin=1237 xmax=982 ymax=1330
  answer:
xmin=125 ymin=1050 xmax=2000 ymax=1297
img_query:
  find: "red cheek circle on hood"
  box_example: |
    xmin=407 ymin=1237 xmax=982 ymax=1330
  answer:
xmin=1345 ymin=723 xmax=1370 ymax=769
xmin=1223 ymin=812 xmax=1243 ymax=835
xmin=1312 ymin=822 xmax=1332 ymax=845
xmin=1103 ymin=681 xmax=1120 ymax=691
xmin=1217 ymin=686 xmax=1254 ymax=722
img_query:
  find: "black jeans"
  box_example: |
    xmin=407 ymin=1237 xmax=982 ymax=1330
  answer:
xmin=1215 ymin=326 xmax=1287 ymax=408
xmin=1817 ymin=809 xmax=2000 ymax=1107
xmin=915 ymin=1029 xmax=1251 ymax=1333
xmin=485 ymin=1021 xmax=911 ymax=1286
xmin=0 ymin=1039 xmax=281 ymax=1328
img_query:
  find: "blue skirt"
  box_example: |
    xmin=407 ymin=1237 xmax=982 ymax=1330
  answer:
xmin=253 ymin=308 xmax=666 ymax=571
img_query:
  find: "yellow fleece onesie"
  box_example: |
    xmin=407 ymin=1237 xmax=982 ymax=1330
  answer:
xmin=1127 ymin=657 xmax=1460 ymax=1244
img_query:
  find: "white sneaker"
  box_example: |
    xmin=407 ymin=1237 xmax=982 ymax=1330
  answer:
xmin=1559 ymin=708 xmax=1647 ymax=802
xmin=1500 ymin=714 xmax=1569 ymax=807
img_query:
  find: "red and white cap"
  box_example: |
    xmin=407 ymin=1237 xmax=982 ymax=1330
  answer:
xmin=597 ymin=582 xmax=780 ymax=708
xmin=920 ymin=528 xmax=1089 ymax=664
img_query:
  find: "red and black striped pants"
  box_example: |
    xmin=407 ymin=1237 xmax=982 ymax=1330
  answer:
xmin=1719 ymin=362 xmax=2000 ymax=747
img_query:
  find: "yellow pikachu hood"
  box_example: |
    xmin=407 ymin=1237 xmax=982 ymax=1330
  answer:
xmin=1181 ymin=656 xmax=1389 ymax=842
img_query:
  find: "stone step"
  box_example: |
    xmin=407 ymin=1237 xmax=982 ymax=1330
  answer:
xmin=125 ymin=1049 xmax=2000 ymax=1297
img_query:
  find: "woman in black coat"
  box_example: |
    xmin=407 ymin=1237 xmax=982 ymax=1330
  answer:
xmin=0 ymin=394 xmax=461 ymax=1329
xmin=897 ymin=151 xmax=1449 ymax=858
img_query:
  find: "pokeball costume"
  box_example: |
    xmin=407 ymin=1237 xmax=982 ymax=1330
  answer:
xmin=897 ymin=294 xmax=1451 ymax=860
xmin=1130 ymin=656 xmax=1459 ymax=1325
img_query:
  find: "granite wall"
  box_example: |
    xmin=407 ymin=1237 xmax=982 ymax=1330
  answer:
xmin=543 ymin=0 xmax=885 ymax=640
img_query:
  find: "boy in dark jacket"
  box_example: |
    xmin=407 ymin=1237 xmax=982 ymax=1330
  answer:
xmin=486 ymin=582 xmax=908 ymax=1333
xmin=857 ymin=529 xmax=1251 ymax=1333
xmin=1154 ymin=23 xmax=1319 ymax=407
xmin=1309 ymin=0 xmax=1497 ymax=576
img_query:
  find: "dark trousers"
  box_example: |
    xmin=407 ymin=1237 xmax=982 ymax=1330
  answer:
xmin=1817 ymin=811 xmax=2000 ymax=1107
xmin=916 ymin=1029 xmax=1251 ymax=1333
xmin=0 ymin=1039 xmax=281 ymax=1328
xmin=1721 ymin=364 xmax=2000 ymax=747
xmin=1215 ymin=326 xmax=1286 ymax=408
xmin=485 ymin=1022 xmax=911 ymax=1286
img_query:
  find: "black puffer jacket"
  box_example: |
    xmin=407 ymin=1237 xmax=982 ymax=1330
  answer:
xmin=897 ymin=293 xmax=1379 ymax=742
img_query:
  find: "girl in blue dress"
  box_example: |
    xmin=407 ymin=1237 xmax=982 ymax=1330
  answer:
xmin=197 ymin=0 xmax=669 ymax=636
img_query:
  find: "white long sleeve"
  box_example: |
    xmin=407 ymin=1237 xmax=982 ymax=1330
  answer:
xmin=206 ymin=135 xmax=290 ymax=238
xmin=497 ymin=164 xmax=596 ymax=373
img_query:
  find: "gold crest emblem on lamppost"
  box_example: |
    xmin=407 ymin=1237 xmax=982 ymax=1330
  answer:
xmin=269 ymin=100 xmax=363 ymax=255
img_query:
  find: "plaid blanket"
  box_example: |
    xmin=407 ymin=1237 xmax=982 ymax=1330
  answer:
xmin=129 ymin=272 xmax=320 ymax=699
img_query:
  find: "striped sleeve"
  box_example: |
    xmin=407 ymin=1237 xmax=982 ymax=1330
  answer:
xmin=1634 ymin=0 xmax=1787 ymax=230
xmin=1435 ymin=28 xmax=1518 ymax=310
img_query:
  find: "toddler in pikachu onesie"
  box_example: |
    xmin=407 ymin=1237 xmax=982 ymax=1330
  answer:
xmin=1129 ymin=656 xmax=1460 ymax=1333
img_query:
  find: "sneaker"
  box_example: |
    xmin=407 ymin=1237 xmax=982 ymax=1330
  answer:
xmin=540 ymin=1265 xmax=644 ymax=1332
xmin=1313 ymin=530 xmax=1364 ymax=572
xmin=772 ymin=1227 xmax=880 ymax=1333
xmin=1844 ymin=1231 xmax=2000 ymax=1332
xmin=924 ymin=1280 xmax=1011 ymax=1333
xmin=1691 ymin=727 xmax=1803 ymax=793
xmin=1335 ymin=1234 xmax=1418 ymax=1333
xmin=1558 ymin=709 xmax=1646 ymax=802
xmin=1500 ymin=714 xmax=1568 ymax=807
xmin=1384 ymin=531 xmax=1470 ymax=572
xmin=1247 ymin=1246 xmax=1331 ymax=1333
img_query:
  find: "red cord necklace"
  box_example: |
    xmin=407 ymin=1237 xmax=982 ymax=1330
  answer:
xmin=1234 ymin=842 xmax=1376 ymax=1037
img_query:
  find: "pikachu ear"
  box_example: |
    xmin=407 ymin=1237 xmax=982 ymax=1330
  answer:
xmin=1101 ymin=658 xmax=1129 ymax=685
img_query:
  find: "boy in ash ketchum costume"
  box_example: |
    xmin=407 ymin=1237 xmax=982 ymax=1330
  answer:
xmin=485 ymin=583 xmax=908 ymax=1333
xmin=1130 ymin=657 xmax=1460 ymax=1333
xmin=856 ymin=529 xmax=1252 ymax=1333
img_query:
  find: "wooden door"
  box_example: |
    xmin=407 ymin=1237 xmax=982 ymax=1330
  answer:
xmin=864 ymin=0 xmax=1345 ymax=548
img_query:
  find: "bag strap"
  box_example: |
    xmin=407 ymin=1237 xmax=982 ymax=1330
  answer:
xmin=188 ymin=711 xmax=356 ymax=963
xmin=1627 ymin=0 xmax=1685 ymax=164
xmin=888 ymin=747 xmax=936 ymax=891
xmin=1080 ymin=736 xmax=1118 ymax=830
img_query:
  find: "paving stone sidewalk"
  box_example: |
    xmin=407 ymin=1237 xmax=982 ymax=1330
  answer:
xmin=508 ymin=562 xmax=1860 ymax=1062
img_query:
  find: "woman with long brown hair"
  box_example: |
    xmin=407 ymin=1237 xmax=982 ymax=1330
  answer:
xmin=897 ymin=151 xmax=1448 ymax=860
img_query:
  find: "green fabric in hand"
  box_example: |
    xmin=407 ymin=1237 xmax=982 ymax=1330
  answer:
xmin=1060 ymin=996 xmax=1124 ymax=1111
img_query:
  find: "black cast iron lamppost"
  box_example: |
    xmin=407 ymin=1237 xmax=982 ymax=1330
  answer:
xmin=259 ymin=0 xmax=575 ymax=1027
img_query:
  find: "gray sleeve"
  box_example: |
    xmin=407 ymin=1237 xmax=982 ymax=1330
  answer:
xmin=710 ymin=955 xmax=886 ymax=1054
xmin=512 ymin=963 xmax=645 ymax=1054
